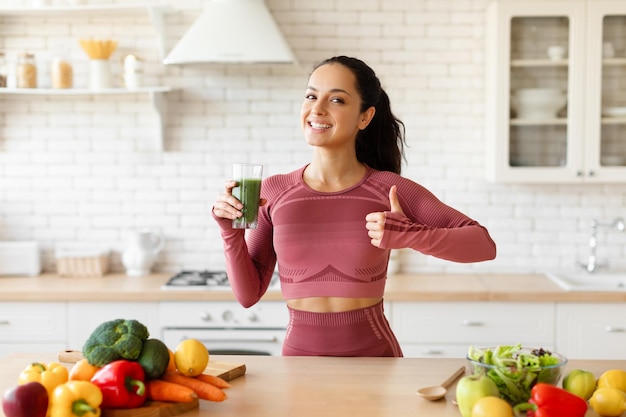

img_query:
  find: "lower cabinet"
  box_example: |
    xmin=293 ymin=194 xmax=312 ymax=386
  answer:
xmin=1 ymin=300 xmax=625 ymax=360
xmin=390 ymin=302 xmax=556 ymax=358
xmin=66 ymin=302 xmax=160 ymax=350
xmin=0 ymin=301 xmax=160 ymax=358
xmin=556 ymin=303 xmax=626 ymax=360
xmin=0 ymin=302 xmax=67 ymax=358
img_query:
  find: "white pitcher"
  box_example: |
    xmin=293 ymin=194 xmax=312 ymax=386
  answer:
xmin=121 ymin=229 xmax=164 ymax=277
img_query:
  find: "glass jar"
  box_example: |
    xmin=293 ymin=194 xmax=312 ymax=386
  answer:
xmin=0 ymin=52 xmax=7 ymax=88
xmin=51 ymin=55 xmax=73 ymax=89
xmin=16 ymin=52 xmax=37 ymax=88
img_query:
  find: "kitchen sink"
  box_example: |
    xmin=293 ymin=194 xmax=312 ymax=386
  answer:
xmin=546 ymin=271 xmax=626 ymax=292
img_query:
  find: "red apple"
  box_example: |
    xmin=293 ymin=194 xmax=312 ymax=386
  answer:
xmin=2 ymin=382 xmax=48 ymax=417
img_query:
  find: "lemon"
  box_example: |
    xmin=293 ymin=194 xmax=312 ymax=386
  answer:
xmin=597 ymin=369 xmax=626 ymax=392
xmin=174 ymin=338 xmax=209 ymax=376
xmin=589 ymin=387 xmax=626 ymax=417
xmin=471 ymin=396 xmax=513 ymax=417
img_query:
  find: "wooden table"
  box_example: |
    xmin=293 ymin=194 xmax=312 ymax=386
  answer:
xmin=1 ymin=353 xmax=624 ymax=416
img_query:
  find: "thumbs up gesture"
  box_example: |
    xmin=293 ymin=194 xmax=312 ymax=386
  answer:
xmin=365 ymin=185 xmax=405 ymax=248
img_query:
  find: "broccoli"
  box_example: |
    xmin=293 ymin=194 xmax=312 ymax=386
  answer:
xmin=82 ymin=318 xmax=150 ymax=367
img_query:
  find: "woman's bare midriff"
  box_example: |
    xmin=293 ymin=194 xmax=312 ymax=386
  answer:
xmin=286 ymin=296 xmax=383 ymax=313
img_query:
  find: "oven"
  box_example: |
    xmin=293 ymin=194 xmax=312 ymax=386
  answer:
xmin=160 ymin=271 xmax=287 ymax=356
xmin=161 ymin=328 xmax=285 ymax=356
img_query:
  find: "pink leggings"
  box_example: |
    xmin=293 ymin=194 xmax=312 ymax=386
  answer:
xmin=282 ymin=300 xmax=403 ymax=357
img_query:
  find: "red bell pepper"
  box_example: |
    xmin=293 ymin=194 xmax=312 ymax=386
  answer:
xmin=513 ymin=383 xmax=587 ymax=417
xmin=90 ymin=359 xmax=147 ymax=409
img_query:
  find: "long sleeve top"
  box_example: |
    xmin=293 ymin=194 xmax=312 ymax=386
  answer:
xmin=213 ymin=165 xmax=496 ymax=308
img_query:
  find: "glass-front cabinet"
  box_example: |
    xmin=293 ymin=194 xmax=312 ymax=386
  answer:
xmin=486 ymin=0 xmax=626 ymax=183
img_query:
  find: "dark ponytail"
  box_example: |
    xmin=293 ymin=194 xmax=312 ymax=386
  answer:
xmin=312 ymin=56 xmax=406 ymax=174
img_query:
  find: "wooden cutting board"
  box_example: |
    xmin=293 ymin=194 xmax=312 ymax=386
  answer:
xmin=100 ymin=400 xmax=200 ymax=417
xmin=58 ymin=350 xmax=246 ymax=417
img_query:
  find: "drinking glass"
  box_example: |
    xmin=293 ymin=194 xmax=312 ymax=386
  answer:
xmin=231 ymin=163 xmax=263 ymax=229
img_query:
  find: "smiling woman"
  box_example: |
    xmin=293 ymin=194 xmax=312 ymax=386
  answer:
xmin=212 ymin=56 xmax=497 ymax=358
xmin=301 ymin=64 xmax=376 ymax=161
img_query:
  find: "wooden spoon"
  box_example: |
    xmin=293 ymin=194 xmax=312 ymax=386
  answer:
xmin=416 ymin=366 xmax=466 ymax=401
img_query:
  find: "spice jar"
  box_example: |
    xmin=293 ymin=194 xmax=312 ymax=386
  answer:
xmin=0 ymin=52 xmax=7 ymax=88
xmin=16 ymin=52 xmax=37 ymax=88
xmin=51 ymin=56 xmax=73 ymax=89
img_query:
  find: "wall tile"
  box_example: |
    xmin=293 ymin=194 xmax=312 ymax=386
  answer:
xmin=0 ymin=0 xmax=624 ymax=276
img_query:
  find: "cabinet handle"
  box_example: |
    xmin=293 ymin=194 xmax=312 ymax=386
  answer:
xmin=422 ymin=349 xmax=444 ymax=355
xmin=462 ymin=320 xmax=484 ymax=327
xmin=576 ymin=170 xmax=583 ymax=177
xmin=0 ymin=320 xmax=9 ymax=325
xmin=605 ymin=325 xmax=624 ymax=333
xmin=588 ymin=170 xmax=595 ymax=177
xmin=180 ymin=336 xmax=279 ymax=344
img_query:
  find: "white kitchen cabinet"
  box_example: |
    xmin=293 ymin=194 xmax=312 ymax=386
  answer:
xmin=391 ymin=302 xmax=555 ymax=358
xmin=486 ymin=0 xmax=626 ymax=183
xmin=66 ymin=302 xmax=159 ymax=351
xmin=0 ymin=4 xmax=173 ymax=150
xmin=556 ymin=302 xmax=626 ymax=359
xmin=0 ymin=302 xmax=67 ymax=358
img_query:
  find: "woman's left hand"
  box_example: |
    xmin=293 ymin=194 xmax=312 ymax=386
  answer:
xmin=365 ymin=185 xmax=404 ymax=247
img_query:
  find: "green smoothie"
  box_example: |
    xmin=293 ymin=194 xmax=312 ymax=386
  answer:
xmin=232 ymin=177 xmax=262 ymax=229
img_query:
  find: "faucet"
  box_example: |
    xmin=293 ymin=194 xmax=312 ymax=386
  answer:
xmin=580 ymin=217 xmax=625 ymax=273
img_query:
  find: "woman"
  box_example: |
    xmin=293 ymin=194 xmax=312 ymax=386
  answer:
xmin=212 ymin=56 xmax=496 ymax=357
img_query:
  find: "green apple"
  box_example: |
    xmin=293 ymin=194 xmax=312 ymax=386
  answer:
xmin=455 ymin=373 xmax=500 ymax=417
xmin=563 ymin=369 xmax=596 ymax=401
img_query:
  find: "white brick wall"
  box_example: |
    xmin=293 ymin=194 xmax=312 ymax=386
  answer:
xmin=0 ymin=0 xmax=625 ymax=276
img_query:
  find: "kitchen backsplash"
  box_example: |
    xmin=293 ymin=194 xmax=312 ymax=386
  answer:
xmin=0 ymin=0 xmax=624 ymax=275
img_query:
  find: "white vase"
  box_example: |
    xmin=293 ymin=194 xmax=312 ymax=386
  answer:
xmin=89 ymin=59 xmax=112 ymax=90
xmin=121 ymin=230 xmax=165 ymax=277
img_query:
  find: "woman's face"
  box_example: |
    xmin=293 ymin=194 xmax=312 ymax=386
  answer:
xmin=301 ymin=63 xmax=375 ymax=150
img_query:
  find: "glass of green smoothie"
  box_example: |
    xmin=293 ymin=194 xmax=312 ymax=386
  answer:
xmin=231 ymin=163 xmax=263 ymax=229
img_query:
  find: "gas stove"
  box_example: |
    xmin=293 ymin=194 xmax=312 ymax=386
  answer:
xmin=161 ymin=270 xmax=231 ymax=290
xmin=161 ymin=270 xmax=280 ymax=291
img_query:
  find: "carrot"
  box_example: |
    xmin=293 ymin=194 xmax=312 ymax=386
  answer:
xmin=161 ymin=371 xmax=227 ymax=402
xmin=196 ymin=373 xmax=231 ymax=389
xmin=146 ymin=379 xmax=198 ymax=403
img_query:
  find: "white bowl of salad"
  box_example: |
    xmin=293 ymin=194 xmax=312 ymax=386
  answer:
xmin=467 ymin=344 xmax=568 ymax=405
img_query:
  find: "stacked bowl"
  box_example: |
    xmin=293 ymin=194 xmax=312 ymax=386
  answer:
xmin=511 ymin=88 xmax=567 ymax=119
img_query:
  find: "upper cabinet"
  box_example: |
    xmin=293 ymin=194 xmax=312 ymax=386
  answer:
xmin=486 ymin=0 xmax=626 ymax=183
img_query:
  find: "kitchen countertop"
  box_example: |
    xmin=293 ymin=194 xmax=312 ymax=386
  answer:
xmin=0 ymin=353 xmax=623 ymax=417
xmin=0 ymin=272 xmax=625 ymax=303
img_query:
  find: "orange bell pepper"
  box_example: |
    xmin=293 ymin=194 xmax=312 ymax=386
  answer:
xmin=69 ymin=359 xmax=101 ymax=382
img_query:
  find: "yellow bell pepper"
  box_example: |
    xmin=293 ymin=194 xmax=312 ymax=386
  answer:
xmin=589 ymin=387 xmax=626 ymax=417
xmin=597 ymin=369 xmax=626 ymax=393
xmin=50 ymin=380 xmax=102 ymax=417
xmin=18 ymin=362 xmax=69 ymax=396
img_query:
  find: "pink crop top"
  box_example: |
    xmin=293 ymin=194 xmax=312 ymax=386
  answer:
xmin=213 ymin=165 xmax=496 ymax=308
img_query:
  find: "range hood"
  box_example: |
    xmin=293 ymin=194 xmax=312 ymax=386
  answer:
xmin=163 ymin=0 xmax=296 ymax=65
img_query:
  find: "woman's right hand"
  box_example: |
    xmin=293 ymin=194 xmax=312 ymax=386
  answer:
xmin=213 ymin=180 xmax=244 ymax=220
